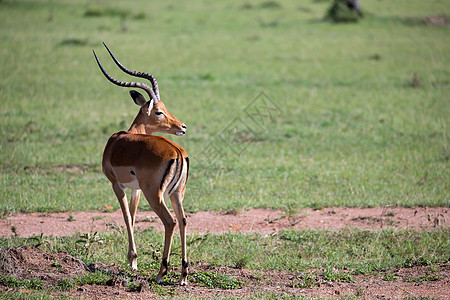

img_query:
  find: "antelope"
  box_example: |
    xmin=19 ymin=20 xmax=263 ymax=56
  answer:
xmin=93 ymin=43 xmax=189 ymax=285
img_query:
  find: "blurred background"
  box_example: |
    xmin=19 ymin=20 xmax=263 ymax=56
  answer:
xmin=0 ymin=0 xmax=448 ymax=213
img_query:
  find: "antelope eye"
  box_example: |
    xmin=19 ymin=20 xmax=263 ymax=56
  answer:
xmin=155 ymin=111 xmax=164 ymax=116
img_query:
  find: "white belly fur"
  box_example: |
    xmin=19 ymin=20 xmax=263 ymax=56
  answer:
xmin=113 ymin=166 xmax=140 ymax=189
xmin=121 ymin=177 xmax=140 ymax=189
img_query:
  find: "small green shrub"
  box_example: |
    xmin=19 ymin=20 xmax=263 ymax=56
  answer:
xmin=0 ymin=276 xmax=43 ymax=290
xmin=75 ymin=271 xmax=112 ymax=286
xmin=190 ymin=271 xmax=243 ymax=289
xmin=323 ymin=268 xmax=355 ymax=283
xmin=325 ymin=0 xmax=363 ymax=23
xmin=291 ymin=273 xmax=318 ymax=288
xmin=57 ymin=278 xmax=75 ymax=291
xmin=84 ymin=7 xmax=130 ymax=18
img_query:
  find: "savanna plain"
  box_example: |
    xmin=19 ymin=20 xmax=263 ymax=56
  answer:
xmin=0 ymin=0 xmax=449 ymax=299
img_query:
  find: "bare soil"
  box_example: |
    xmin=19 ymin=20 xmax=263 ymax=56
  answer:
xmin=1 ymin=207 xmax=449 ymax=299
xmin=1 ymin=207 xmax=448 ymax=238
xmin=0 ymin=246 xmax=449 ymax=299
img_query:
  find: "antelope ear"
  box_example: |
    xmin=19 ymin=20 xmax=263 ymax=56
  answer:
xmin=146 ymin=99 xmax=154 ymax=116
xmin=130 ymin=90 xmax=147 ymax=106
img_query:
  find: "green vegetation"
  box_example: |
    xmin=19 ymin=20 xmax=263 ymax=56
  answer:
xmin=190 ymin=271 xmax=243 ymax=289
xmin=0 ymin=0 xmax=448 ymax=213
xmin=404 ymin=274 xmax=441 ymax=283
xmin=1 ymin=228 xmax=448 ymax=275
xmin=325 ymin=0 xmax=363 ymax=23
xmin=0 ymin=276 xmax=43 ymax=290
xmin=0 ymin=3 xmax=448 ymax=298
xmin=0 ymin=229 xmax=448 ymax=296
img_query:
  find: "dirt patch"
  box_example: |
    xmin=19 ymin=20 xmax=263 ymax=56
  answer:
xmin=0 ymin=207 xmax=448 ymax=238
xmin=426 ymin=15 xmax=450 ymax=27
xmin=189 ymin=263 xmax=450 ymax=299
xmin=0 ymin=246 xmax=89 ymax=286
xmin=1 ymin=208 xmax=449 ymax=299
xmin=0 ymin=246 xmax=449 ymax=299
xmin=394 ymin=14 xmax=450 ymax=28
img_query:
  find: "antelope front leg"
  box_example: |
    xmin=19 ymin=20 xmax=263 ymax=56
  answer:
xmin=112 ymin=182 xmax=138 ymax=269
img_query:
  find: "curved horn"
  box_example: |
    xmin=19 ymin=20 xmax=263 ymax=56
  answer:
xmin=102 ymin=42 xmax=160 ymax=101
xmin=93 ymin=49 xmax=158 ymax=102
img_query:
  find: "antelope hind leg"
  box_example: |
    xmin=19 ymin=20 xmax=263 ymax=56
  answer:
xmin=112 ymin=182 xmax=138 ymax=269
xmin=170 ymin=192 xmax=189 ymax=285
xmin=142 ymin=188 xmax=176 ymax=284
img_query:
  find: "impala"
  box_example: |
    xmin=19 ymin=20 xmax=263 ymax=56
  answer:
xmin=93 ymin=43 xmax=189 ymax=285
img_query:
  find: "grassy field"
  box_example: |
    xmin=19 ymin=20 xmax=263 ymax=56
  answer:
xmin=1 ymin=228 xmax=448 ymax=297
xmin=0 ymin=0 xmax=448 ymax=213
xmin=2 ymin=2 xmax=450 ymax=298
xmin=3 ymin=228 xmax=448 ymax=274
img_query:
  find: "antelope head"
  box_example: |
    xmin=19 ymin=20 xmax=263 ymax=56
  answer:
xmin=93 ymin=43 xmax=187 ymax=136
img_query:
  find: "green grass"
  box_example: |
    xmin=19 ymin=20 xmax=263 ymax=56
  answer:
xmin=0 ymin=0 xmax=449 ymax=213
xmin=0 ymin=276 xmax=43 ymax=290
xmin=190 ymin=271 xmax=243 ymax=289
xmin=1 ymin=228 xmax=448 ymax=275
xmin=0 ymin=229 xmax=448 ymax=297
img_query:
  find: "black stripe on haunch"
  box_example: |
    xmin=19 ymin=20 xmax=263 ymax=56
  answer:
xmin=185 ymin=157 xmax=190 ymax=182
xmin=160 ymin=159 xmax=175 ymax=190
xmin=167 ymin=158 xmax=180 ymax=194
xmin=168 ymin=156 xmax=183 ymax=195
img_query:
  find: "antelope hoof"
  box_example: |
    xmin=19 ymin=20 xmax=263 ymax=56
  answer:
xmin=180 ymin=279 xmax=188 ymax=286
xmin=128 ymin=251 xmax=138 ymax=269
xmin=155 ymin=258 xmax=169 ymax=284
xmin=128 ymin=258 xmax=137 ymax=270
xmin=130 ymin=261 xmax=137 ymax=270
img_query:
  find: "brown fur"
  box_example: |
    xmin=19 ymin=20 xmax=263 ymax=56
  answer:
xmin=102 ymin=95 xmax=189 ymax=285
